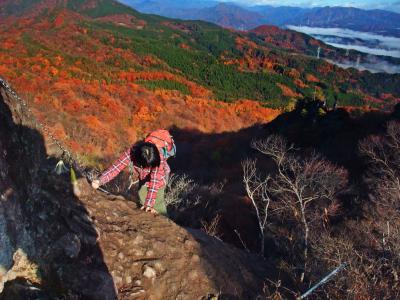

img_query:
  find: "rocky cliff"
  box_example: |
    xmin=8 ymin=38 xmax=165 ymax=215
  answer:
xmin=0 ymin=85 xmax=270 ymax=299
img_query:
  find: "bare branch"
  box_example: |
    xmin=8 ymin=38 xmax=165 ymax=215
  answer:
xmin=246 ymin=134 xmax=348 ymax=280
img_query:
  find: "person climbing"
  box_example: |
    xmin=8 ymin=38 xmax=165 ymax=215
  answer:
xmin=91 ymin=129 xmax=176 ymax=216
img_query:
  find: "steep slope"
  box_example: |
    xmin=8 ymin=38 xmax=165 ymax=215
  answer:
xmin=0 ymin=84 xmax=271 ymax=299
xmin=250 ymin=25 xmax=327 ymax=54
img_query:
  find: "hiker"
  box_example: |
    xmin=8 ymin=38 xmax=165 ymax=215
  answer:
xmin=91 ymin=129 xmax=176 ymax=216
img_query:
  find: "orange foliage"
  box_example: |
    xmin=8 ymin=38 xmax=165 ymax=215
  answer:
xmin=124 ymin=127 xmax=138 ymax=143
xmin=294 ymin=78 xmax=307 ymax=89
xmin=119 ymin=71 xmax=174 ymax=82
xmin=54 ymin=13 xmax=64 ymax=27
xmin=306 ymin=74 xmax=320 ymax=83
xmin=134 ymin=105 xmax=155 ymax=122
xmin=277 ymin=83 xmax=300 ymax=98
xmin=235 ymin=37 xmax=259 ymax=52
xmin=52 ymin=122 xmax=67 ymax=140
xmin=141 ymin=55 xmax=158 ymax=66
xmin=0 ymin=65 xmax=11 ymax=75
xmin=286 ymin=68 xmax=300 ymax=79
xmin=223 ymin=59 xmax=239 ymax=66
xmin=64 ymin=99 xmax=83 ymax=113
xmin=179 ymin=43 xmax=190 ymax=50
xmin=380 ymin=93 xmax=394 ymax=100
xmin=262 ymin=58 xmax=275 ymax=70
xmin=317 ymin=63 xmax=334 ymax=75
xmin=186 ymin=82 xmax=211 ymax=98
xmin=99 ymin=96 xmax=124 ymax=119
xmin=364 ymin=95 xmax=384 ymax=104
xmin=3 ymin=39 xmax=16 ymax=49
xmin=119 ymin=71 xmax=212 ymax=98
xmin=82 ymin=115 xmax=104 ymax=131
xmin=0 ymin=10 xmax=285 ymax=161
xmin=31 ymin=64 xmax=42 ymax=72
xmin=69 ymin=140 xmax=82 ymax=152
xmin=49 ymin=66 xmax=58 ymax=76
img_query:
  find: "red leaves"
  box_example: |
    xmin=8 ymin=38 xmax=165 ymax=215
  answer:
xmin=305 ymin=74 xmax=320 ymax=83
xmin=54 ymin=14 xmax=64 ymax=27
xmin=64 ymin=99 xmax=83 ymax=113
xmin=179 ymin=43 xmax=190 ymax=50
xmin=277 ymin=83 xmax=300 ymax=98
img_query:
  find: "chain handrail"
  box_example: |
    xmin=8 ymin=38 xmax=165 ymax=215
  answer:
xmin=0 ymin=76 xmax=102 ymax=186
xmin=298 ymin=262 xmax=347 ymax=299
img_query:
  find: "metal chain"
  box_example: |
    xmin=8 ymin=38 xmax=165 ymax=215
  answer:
xmin=0 ymin=77 xmax=96 ymax=181
xmin=298 ymin=262 xmax=347 ymax=299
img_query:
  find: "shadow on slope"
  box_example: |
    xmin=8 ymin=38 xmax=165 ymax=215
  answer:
xmin=166 ymin=102 xmax=400 ymax=252
xmin=0 ymin=86 xmax=273 ymax=299
xmin=0 ymin=87 xmax=117 ymax=299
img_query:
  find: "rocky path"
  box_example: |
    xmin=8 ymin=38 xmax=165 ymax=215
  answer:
xmin=78 ymin=181 xmax=270 ymax=299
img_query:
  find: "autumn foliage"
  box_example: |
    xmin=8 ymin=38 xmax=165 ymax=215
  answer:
xmin=0 ymin=2 xmax=398 ymax=167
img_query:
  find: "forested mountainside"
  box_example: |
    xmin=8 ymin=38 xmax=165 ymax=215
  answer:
xmin=1 ymin=0 xmax=399 ymax=164
xmin=1 ymin=1 xmax=400 ymax=299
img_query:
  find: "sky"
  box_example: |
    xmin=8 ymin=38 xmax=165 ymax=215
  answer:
xmin=221 ymin=0 xmax=400 ymax=12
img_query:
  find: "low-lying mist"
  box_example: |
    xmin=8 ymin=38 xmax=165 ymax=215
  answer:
xmin=325 ymin=57 xmax=400 ymax=74
xmin=287 ymin=25 xmax=400 ymax=73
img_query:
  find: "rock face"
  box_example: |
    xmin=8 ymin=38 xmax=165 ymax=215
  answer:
xmin=0 ymin=85 xmax=270 ymax=299
xmin=0 ymin=87 xmax=41 ymax=293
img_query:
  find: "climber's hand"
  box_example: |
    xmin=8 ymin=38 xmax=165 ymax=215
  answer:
xmin=91 ymin=179 xmax=100 ymax=190
xmin=141 ymin=205 xmax=158 ymax=215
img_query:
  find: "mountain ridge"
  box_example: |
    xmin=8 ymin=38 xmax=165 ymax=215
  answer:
xmin=123 ymin=1 xmax=400 ymax=36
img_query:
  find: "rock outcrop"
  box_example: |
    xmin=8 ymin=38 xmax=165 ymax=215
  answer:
xmin=0 ymin=85 xmax=270 ymax=299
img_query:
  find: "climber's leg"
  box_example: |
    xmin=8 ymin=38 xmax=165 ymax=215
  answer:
xmin=138 ymin=185 xmax=168 ymax=216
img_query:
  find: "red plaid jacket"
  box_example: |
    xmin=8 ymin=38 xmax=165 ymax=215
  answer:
xmin=98 ymin=148 xmax=170 ymax=208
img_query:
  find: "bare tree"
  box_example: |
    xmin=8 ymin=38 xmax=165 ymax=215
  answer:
xmin=360 ymin=121 xmax=400 ymax=268
xmin=247 ymin=135 xmax=347 ymax=281
xmin=165 ymin=174 xmax=198 ymax=209
xmin=242 ymin=159 xmax=272 ymax=255
xmin=360 ymin=121 xmax=400 ymax=198
xmin=201 ymin=214 xmax=221 ymax=238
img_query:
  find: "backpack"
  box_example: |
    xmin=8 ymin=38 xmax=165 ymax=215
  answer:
xmin=145 ymin=129 xmax=176 ymax=159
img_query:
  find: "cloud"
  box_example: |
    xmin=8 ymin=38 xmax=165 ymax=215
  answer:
xmin=287 ymin=26 xmax=400 ymax=58
xmin=285 ymin=26 xmax=400 ymax=73
xmin=326 ymin=43 xmax=400 ymax=58
xmin=325 ymin=58 xmax=400 ymax=74
xmin=221 ymin=0 xmax=400 ymax=12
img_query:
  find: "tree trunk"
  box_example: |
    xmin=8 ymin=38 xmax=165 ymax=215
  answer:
xmin=300 ymin=209 xmax=309 ymax=283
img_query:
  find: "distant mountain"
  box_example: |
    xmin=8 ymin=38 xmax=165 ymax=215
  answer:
xmin=248 ymin=5 xmax=310 ymax=26
xmin=280 ymin=6 xmax=400 ymax=37
xmin=123 ymin=1 xmax=400 ymax=37
xmin=118 ymin=0 xmax=218 ymax=16
xmin=119 ymin=1 xmax=266 ymax=29
xmin=190 ymin=3 xmax=267 ymax=30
